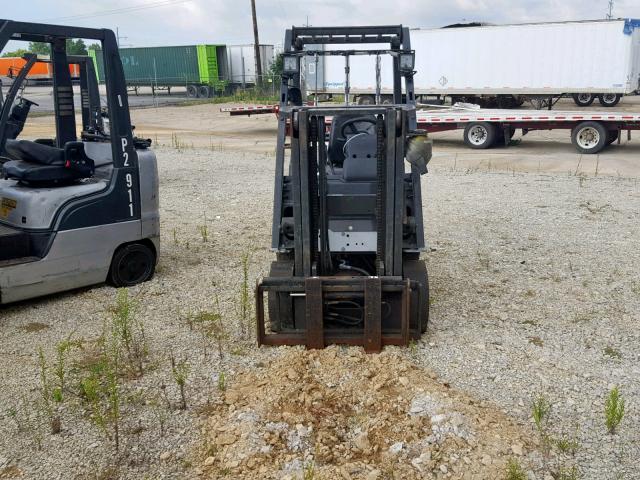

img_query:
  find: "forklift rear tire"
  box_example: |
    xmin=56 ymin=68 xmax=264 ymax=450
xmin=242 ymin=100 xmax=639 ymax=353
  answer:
xmin=463 ymin=122 xmax=496 ymax=149
xmin=109 ymin=243 xmax=156 ymax=287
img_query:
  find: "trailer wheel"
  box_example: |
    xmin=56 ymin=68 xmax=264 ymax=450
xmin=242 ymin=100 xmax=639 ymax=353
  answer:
xmin=606 ymin=129 xmax=619 ymax=145
xmin=108 ymin=243 xmax=156 ymax=287
xmin=357 ymin=95 xmax=375 ymax=105
xmin=198 ymin=85 xmax=211 ymax=98
xmin=186 ymin=84 xmax=198 ymax=98
xmin=573 ymin=93 xmax=594 ymax=107
xmin=598 ymin=93 xmax=621 ymax=107
xmin=464 ymin=122 xmax=496 ymax=149
xmin=571 ymin=121 xmax=607 ymax=154
xmin=493 ymin=127 xmax=515 ymax=147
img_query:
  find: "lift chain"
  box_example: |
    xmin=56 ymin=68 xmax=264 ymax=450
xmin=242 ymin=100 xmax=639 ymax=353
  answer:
xmin=375 ymin=114 xmax=386 ymax=276
xmin=309 ymin=117 xmax=320 ymax=273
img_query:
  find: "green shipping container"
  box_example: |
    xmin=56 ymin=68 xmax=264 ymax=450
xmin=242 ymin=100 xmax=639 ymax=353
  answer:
xmin=89 ymin=44 xmax=227 ymax=95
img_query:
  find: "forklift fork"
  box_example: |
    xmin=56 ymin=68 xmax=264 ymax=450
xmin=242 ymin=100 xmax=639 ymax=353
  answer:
xmin=256 ymin=276 xmax=417 ymax=353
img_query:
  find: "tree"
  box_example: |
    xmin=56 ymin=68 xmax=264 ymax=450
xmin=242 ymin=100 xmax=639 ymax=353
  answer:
xmin=28 ymin=42 xmax=50 ymax=55
xmin=67 ymin=39 xmax=88 ymax=55
xmin=87 ymin=43 xmax=101 ymax=52
xmin=2 ymin=48 xmax=30 ymax=58
xmin=2 ymin=39 xmax=90 ymax=59
xmin=268 ymin=53 xmax=283 ymax=80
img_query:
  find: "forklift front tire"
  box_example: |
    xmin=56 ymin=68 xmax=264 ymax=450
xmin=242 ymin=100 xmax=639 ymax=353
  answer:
xmin=109 ymin=243 xmax=156 ymax=288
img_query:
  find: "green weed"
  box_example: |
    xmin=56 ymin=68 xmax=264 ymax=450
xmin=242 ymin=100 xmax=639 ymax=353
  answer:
xmin=238 ymin=252 xmax=252 ymax=336
xmin=170 ymin=354 xmax=190 ymax=410
xmin=605 ymin=386 xmax=625 ymax=434
xmin=603 ymin=346 xmax=622 ymax=359
xmin=38 ymin=347 xmax=61 ymax=434
xmin=505 ymin=458 xmax=527 ymax=480
xmin=110 ymin=289 xmax=147 ymax=376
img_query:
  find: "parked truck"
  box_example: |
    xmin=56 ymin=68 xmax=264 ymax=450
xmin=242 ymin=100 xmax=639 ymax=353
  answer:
xmin=89 ymin=44 xmax=228 ymax=97
xmin=0 ymin=56 xmax=80 ymax=83
xmin=226 ymin=44 xmax=275 ymax=87
xmin=304 ymin=19 xmax=640 ymax=108
xmin=90 ymin=43 xmax=275 ymax=97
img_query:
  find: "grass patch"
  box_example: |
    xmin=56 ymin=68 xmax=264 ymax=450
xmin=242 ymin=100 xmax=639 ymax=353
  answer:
xmin=505 ymin=458 xmax=527 ymax=480
xmin=603 ymin=346 xmax=622 ymax=359
xmin=20 ymin=322 xmax=49 ymax=333
xmin=605 ymin=386 xmax=625 ymax=434
xmin=528 ymin=336 xmax=544 ymax=347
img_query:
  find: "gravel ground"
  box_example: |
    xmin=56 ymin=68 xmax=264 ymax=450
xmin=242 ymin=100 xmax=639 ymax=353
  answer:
xmin=419 ymin=166 xmax=640 ymax=479
xmin=0 ymin=146 xmax=638 ymax=479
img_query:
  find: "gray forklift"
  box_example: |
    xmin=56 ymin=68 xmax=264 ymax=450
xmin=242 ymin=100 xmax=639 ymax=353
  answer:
xmin=0 ymin=20 xmax=159 ymax=304
xmin=256 ymin=26 xmax=431 ymax=352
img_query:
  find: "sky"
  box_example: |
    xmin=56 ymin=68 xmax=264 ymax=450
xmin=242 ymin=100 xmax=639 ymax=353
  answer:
xmin=2 ymin=0 xmax=640 ymax=49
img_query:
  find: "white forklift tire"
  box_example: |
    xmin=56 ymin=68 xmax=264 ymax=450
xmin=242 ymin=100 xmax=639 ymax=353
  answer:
xmin=463 ymin=122 xmax=496 ymax=149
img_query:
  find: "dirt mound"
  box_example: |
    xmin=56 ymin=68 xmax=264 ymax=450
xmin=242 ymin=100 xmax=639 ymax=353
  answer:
xmin=197 ymin=347 xmax=535 ymax=479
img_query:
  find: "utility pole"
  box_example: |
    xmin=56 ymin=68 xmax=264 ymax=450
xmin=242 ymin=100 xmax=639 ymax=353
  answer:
xmin=250 ymin=0 xmax=262 ymax=83
xmin=116 ymin=27 xmax=130 ymax=48
xmin=606 ymin=0 xmax=614 ymax=19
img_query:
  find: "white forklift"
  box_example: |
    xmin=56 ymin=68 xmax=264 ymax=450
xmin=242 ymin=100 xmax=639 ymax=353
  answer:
xmin=0 ymin=20 xmax=159 ymax=304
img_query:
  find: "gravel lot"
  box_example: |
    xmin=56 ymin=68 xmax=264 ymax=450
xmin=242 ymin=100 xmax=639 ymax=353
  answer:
xmin=0 ymin=127 xmax=638 ymax=478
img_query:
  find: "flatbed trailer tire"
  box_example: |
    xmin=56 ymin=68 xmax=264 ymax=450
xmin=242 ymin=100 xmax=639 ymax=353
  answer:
xmin=571 ymin=121 xmax=608 ymax=154
xmin=606 ymin=129 xmax=619 ymax=145
xmin=463 ymin=121 xmax=496 ymax=149
xmin=493 ymin=126 xmax=515 ymax=147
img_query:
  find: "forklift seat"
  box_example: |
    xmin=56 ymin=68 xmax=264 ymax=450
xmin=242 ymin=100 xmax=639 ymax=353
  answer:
xmin=5 ymin=139 xmax=64 ymax=164
xmin=2 ymin=139 xmax=94 ymax=185
xmin=342 ymin=134 xmax=378 ymax=182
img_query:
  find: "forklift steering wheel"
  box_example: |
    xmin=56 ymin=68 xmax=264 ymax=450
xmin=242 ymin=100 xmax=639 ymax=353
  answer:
xmin=339 ymin=117 xmax=376 ymax=140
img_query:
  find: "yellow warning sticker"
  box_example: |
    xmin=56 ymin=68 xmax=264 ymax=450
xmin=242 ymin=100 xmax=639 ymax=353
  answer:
xmin=0 ymin=197 xmax=17 ymax=219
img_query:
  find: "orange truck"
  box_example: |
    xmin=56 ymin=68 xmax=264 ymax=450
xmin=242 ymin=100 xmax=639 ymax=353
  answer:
xmin=0 ymin=57 xmax=79 ymax=79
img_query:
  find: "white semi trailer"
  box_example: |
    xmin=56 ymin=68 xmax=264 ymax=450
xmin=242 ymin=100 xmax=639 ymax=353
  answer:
xmin=226 ymin=44 xmax=275 ymax=87
xmin=303 ymin=19 xmax=640 ymax=108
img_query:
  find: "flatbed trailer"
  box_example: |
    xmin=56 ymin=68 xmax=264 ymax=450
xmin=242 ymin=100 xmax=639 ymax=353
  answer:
xmin=221 ymin=104 xmax=640 ymax=154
